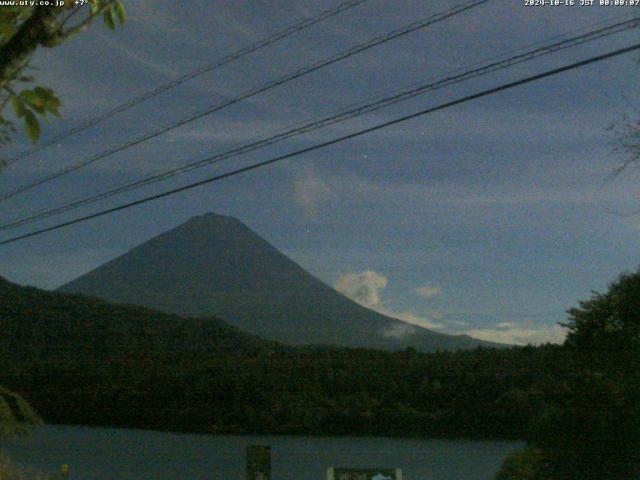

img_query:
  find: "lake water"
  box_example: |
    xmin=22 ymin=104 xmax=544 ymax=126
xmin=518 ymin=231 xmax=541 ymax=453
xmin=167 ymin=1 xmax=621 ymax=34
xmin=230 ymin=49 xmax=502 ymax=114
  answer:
xmin=1 ymin=425 xmax=522 ymax=479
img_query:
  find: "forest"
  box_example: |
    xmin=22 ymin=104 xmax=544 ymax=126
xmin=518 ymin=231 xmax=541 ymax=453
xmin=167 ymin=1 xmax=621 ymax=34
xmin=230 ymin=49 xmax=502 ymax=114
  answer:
xmin=1 ymin=270 xmax=639 ymax=478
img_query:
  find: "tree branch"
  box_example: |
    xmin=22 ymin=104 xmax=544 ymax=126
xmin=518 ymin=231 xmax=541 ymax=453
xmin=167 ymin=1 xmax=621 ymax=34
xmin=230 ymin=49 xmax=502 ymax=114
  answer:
xmin=57 ymin=1 xmax=116 ymax=40
xmin=0 ymin=7 xmax=60 ymax=89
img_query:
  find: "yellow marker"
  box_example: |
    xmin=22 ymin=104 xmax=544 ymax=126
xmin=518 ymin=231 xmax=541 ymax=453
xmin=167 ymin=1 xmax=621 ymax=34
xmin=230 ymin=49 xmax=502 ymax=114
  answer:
xmin=61 ymin=464 xmax=70 ymax=478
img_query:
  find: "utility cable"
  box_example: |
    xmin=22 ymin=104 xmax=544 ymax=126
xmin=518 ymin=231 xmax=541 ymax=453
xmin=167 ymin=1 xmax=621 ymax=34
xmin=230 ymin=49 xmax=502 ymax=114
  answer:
xmin=0 ymin=0 xmax=490 ymax=202
xmin=1 ymin=15 xmax=637 ymax=232
xmin=4 ymin=0 xmax=371 ymax=165
xmin=1 ymin=41 xmax=638 ymax=246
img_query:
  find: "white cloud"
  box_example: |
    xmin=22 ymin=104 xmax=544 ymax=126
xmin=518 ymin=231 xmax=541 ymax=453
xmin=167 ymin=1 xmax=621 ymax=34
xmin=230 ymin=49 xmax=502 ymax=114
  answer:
xmin=293 ymin=168 xmax=333 ymax=218
xmin=449 ymin=319 xmax=470 ymax=327
xmin=465 ymin=324 xmax=567 ymax=346
xmin=334 ymin=270 xmax=445 ymax=336
xmin=415 ymin=284 xmax=442 ymax=299
xmin=335 ymin=270 xmax=387 ymax=309
xmin=334 ymin=270 xmax=566 ymax=345
xmin=496 ymin=321 xmax=516 ymax=329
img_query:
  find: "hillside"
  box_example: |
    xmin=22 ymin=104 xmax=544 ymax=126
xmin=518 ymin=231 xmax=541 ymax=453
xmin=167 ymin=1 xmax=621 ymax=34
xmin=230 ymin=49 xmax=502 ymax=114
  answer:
xmin=1 ymin=274 xmax=565 ymax=438
xmin=59 ymin=213 xmax=499 ymax=352
xmin=0 ymin=275 xmax=278 ymax=364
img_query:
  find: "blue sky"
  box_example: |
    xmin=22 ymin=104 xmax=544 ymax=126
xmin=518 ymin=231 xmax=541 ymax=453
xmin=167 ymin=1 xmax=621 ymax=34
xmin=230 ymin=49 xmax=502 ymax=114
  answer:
xmin=1 ymin=0 xmax=639 ymax=344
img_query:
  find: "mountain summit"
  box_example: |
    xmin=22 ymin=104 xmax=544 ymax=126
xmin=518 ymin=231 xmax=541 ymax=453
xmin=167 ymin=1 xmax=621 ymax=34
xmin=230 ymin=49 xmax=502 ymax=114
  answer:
xmin=59 ymin=213 xmax=495 ymax=351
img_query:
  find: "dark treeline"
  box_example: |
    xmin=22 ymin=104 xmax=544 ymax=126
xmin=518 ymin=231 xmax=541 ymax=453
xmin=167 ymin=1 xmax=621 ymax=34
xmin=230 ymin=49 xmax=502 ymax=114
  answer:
xmin=1 ymin=275 xmax=568 ymax=439
xmin=3 ymin=344 xmax=570 ymax=439
xmin=1 ymin=272 xmax=639 ymax=478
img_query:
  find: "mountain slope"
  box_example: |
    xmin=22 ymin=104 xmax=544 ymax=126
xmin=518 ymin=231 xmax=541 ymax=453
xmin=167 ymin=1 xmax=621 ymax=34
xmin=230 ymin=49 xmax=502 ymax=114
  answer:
xmin=0 ymin=274 xmax=277 ymax=363
xmin=59 ymin=213 xmax=498 ymax=351
xmin=1 ymin=276 xmax=558 ymax=440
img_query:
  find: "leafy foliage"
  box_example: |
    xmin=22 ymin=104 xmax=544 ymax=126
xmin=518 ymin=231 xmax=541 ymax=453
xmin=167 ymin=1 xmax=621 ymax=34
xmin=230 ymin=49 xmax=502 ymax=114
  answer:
xmin=2 ymin=271 xmax=638 ymax=479
xmin=0 ymin=7 xmax=34 ymax=42
xmin=9 ymin=87 xmax=60 ymax=142
xmin=1 ymin=275 xmax=566 ymax=439
xmin=564 ymin=269 xmax=640 ymax=359
xmin=0 ymin=1 xmax=125 ymax=150
xmin=0 ymin=384 xmax=42 ymax=438
xmin=495 ymin=270 xmax=640 ymax=479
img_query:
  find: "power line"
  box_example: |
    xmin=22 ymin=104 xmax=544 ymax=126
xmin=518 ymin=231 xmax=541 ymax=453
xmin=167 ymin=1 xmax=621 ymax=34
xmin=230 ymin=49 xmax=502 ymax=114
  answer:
xmin=1 ymin=41 xmax=638 ymax=247
xmin=2 ymin=15 xmax=638 ymax=232
xmin=4 ymin=0 xmax=371 ymax=166
xmin=0 ymin=0 xmax=490 ymax=203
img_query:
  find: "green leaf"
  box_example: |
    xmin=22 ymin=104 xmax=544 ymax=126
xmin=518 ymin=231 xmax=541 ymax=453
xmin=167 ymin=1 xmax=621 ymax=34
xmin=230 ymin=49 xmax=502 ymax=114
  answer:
xmin=89 ymin=0 xmax=100 ymax=15
xmin=19 ymin=90 xmax=46 ymax=113
xmin=26 ymin=102 xmax=46 ymax=114
xmin=44 ymin=103 xmax=61 ymax=118
xmin=23 ymin=109 xmax=41 ymax=143
xmin=103 ymin=8 xmax=116 ymax=30
xmin=11 ymin=96 xmax=27 ymax=118
xmin=114 ymin=1 xmax=126 ymax=24
xmin=33 ymin=86 xmax=54 ymax=99
xmin=0 ymin=21 xmax=16 ymax=39
xmin=17 ymin=7 xmax=34 ymax=21
xmin=34 ymin=87 xmax=60 ymax=106
xmin=26 ymin=87 xmax=61 ymax=116
xmin=12 ymin=87 xmax=62 ymax=122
